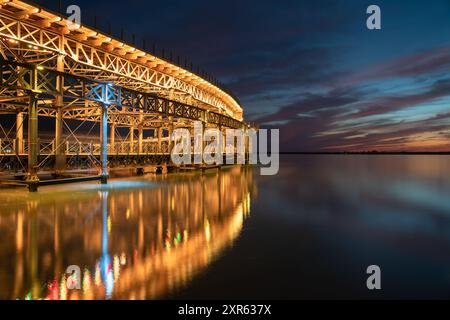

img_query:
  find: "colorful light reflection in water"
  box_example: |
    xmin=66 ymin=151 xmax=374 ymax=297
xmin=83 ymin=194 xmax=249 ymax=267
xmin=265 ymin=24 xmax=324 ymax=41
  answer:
xmin=0 ymin=166 xmax=255 ymax=300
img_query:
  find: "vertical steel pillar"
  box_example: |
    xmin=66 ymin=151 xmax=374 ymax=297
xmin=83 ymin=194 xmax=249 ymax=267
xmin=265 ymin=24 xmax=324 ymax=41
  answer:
xmin=100 ymin=104 xmax=109 ymax=184
xmin=168 ymin=123 xmax=174 ymax=154
xmin=27 ymin=94 xmax=39 ymax=192
xmin=110 ymin=123 xmax=115 ymax=153
xmin=157 ymin=127 xmax=162 ymax=153
xmin=16 ymin=63 xmax=25 ymax=156
xmin=246 ymin=127 xmax=252 ymax=164
xmin=54 ymin=107 xmax=64 ymax=172
xmin=55 ymin=55 xmax=64 ymax=162
xmin=222 ymin=126 xmax=227 ymax=164
xmin=168 ymin=89 xmax=175 ymax=154
xmin=16 ymin=112 xmax=24 ymax=155
xmin=129 ymin=126 xmax=134 ymax=153
xmin=217 ymin=168 xmax=222 ymax=217
xmin=138 ymin=114 xmax=143 ymax=155
xmin=55 ymin=108 xmax=63 ymax=153
xmin=201 ymin=114 xmax=208 ymax=165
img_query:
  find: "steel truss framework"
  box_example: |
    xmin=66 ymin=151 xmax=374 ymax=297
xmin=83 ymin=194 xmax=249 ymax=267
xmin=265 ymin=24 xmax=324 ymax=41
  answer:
xmin=0 ymin=58 xmax=249 ymax=190
xmin=0 ymin=2 xmax=243 ymax=120
xmin=0 ymin=1 xmax=249 ymax=192
xmin=0 ymin=60 xmax=244 ymax=129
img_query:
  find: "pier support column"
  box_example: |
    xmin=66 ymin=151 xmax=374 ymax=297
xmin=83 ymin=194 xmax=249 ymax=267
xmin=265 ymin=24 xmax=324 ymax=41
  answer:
xmin=16 ymin=112 xmax=24 ymax=155
xmin=202 ymin=121 xmax=207 ymax=166
xmin=220 ymin=125 xmax=225 ymax=163
xmin=129 ymin=126 xmax=134 ymax=153
xmin=110 ymin=123 xmax=115 ymax=153
xmin=245 ymin=127 xmax=254 ymax=165
xmin=223 ymin=128 xmax=227 ymax=156
xmin=54 ymin=55 xmax=65 ymax=172
xmin=138 ymin=112 xmax=143 ymax=154
xmin=54 ymin=107 xmax=65 ymax=172
xmin=168 ymin=119 xmax=174 ymax=154
xmin=157 ymin=127 xmax=162 ymax=153
xmin=100 ymin=104 xmax=109 ymax=184
xmin=138 ymin=124 xmax=143 ymax=155
xmin=168 ymin=90 xmax=175 ymax=155
xmin=26 ymin=95 xmax=39 ymax=192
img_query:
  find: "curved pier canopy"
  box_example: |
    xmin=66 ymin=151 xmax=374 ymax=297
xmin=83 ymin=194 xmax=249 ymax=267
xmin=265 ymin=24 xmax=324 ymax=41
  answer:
xmin=0 ymin=0 xmax=243 ymax=121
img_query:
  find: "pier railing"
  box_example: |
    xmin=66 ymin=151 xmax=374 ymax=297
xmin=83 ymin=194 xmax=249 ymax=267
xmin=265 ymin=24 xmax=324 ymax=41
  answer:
xmin=0 ymin=138 xmax=172 ymax=156
xmin=0 ymin=138 xmax=245 ymax=157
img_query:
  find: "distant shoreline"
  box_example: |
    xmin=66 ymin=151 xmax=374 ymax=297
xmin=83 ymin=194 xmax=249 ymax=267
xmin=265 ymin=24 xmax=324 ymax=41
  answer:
xmin=280 ymin=152 xmax=450 ymax=155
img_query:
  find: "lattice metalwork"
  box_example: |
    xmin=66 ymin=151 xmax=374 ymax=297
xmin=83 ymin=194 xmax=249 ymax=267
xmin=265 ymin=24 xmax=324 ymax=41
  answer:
xmin=0 ymin=0 xmax=250 ymax=191
xmin=0 ymin=59 xmax=244 ymax=129
xmin=0 ymin=2 xmax=243 ymax=121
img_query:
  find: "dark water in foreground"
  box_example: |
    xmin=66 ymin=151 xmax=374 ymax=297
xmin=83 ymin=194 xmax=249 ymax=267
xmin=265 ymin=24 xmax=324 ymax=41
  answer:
xmin=1 ymin=155 xmax=450 ymax=299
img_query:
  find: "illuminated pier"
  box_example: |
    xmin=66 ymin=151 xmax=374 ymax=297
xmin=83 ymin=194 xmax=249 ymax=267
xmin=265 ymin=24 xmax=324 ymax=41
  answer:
xmin=0 ymin=0 xmax=249 ymax=191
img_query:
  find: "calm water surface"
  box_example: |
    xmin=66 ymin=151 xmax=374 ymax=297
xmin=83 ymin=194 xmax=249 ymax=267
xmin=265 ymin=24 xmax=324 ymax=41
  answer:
xmin=1 ymin=155 xmax=450 ymax=299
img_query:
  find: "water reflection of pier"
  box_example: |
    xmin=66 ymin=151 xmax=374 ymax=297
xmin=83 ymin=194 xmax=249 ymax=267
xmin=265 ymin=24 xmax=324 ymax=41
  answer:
xmin=0 ymin=166 xmax=255 ymax=300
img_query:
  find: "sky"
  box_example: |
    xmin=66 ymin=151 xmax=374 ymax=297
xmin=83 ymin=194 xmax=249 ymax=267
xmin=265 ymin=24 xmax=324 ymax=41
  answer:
xmin=40 ymin=0 xmax=450 ymax=152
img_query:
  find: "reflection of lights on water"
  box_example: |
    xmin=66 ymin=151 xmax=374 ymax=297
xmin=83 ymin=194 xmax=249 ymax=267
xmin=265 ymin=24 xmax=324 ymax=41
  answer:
xmin=9 ymin=166 xmax=253 ymax=300
xmin=47 ymin=279 xmax=59 ymax=300
xmin=67 ymin=272 xmax=79 ymax=289
xmin=60 ymin=275 xmax=67 ymax=300
xmin=245 ymin=192 xmax=251 ymax=217
xmin=120 ymin=253 xmax=127 ymax=265
xmin=231 ymin=205 xmax=245 ymax=233
xmin=100 ymin=255 xmax=114 ymax=299
xmin=204 ymin=220 xmax=211 ymax=242
xmin=114 ymin=256 xmax=120 ymax=281
xmin=94 ymin=264 xmax=101 ymax=286
xmin=105 ymin=271 xmax=114 ymax=299
xmin=83 ymin=270 xmax=92 ymax=292
xmin=21 ymin=200 xmax=248 ymax=300
xmin=107 ymin=216 xmax=112 ymax=233
xmin=100 ymin=256 xmax=111 ymax=281
xmin=174 ymin=232 xmax=182 ymax=246
xmin=70 ymin=180 xmax=157 ymax=192
xmin=165 ymin=229 xmax=172 ymax=250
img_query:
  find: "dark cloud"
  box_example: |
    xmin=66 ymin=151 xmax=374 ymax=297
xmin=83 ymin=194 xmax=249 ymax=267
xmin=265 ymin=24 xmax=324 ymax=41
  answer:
xmin=227 ymin=47 xmax=338 ymax=98
xmin=256 ymin=89 xmax=360 ymax=124
xmin=344 ymin=78 xmax=450 ymax=119
xmin=37 ymin=0 xmax=450 ymax=151
xmin=332 ymin=46 xmax=450 ymax=88
xmin=258 ymin=78 xmax=450 ymax=152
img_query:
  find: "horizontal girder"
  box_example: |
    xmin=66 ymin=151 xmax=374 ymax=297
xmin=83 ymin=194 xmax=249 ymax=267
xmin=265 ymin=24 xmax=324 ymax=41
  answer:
xmin=0 ymin=59 xmax=245 ymax=129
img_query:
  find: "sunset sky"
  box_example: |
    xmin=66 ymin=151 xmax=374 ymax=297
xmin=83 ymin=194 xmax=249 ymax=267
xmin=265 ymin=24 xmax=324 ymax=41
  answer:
xmin=42 ymin=0 xmax=450 ymax=152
